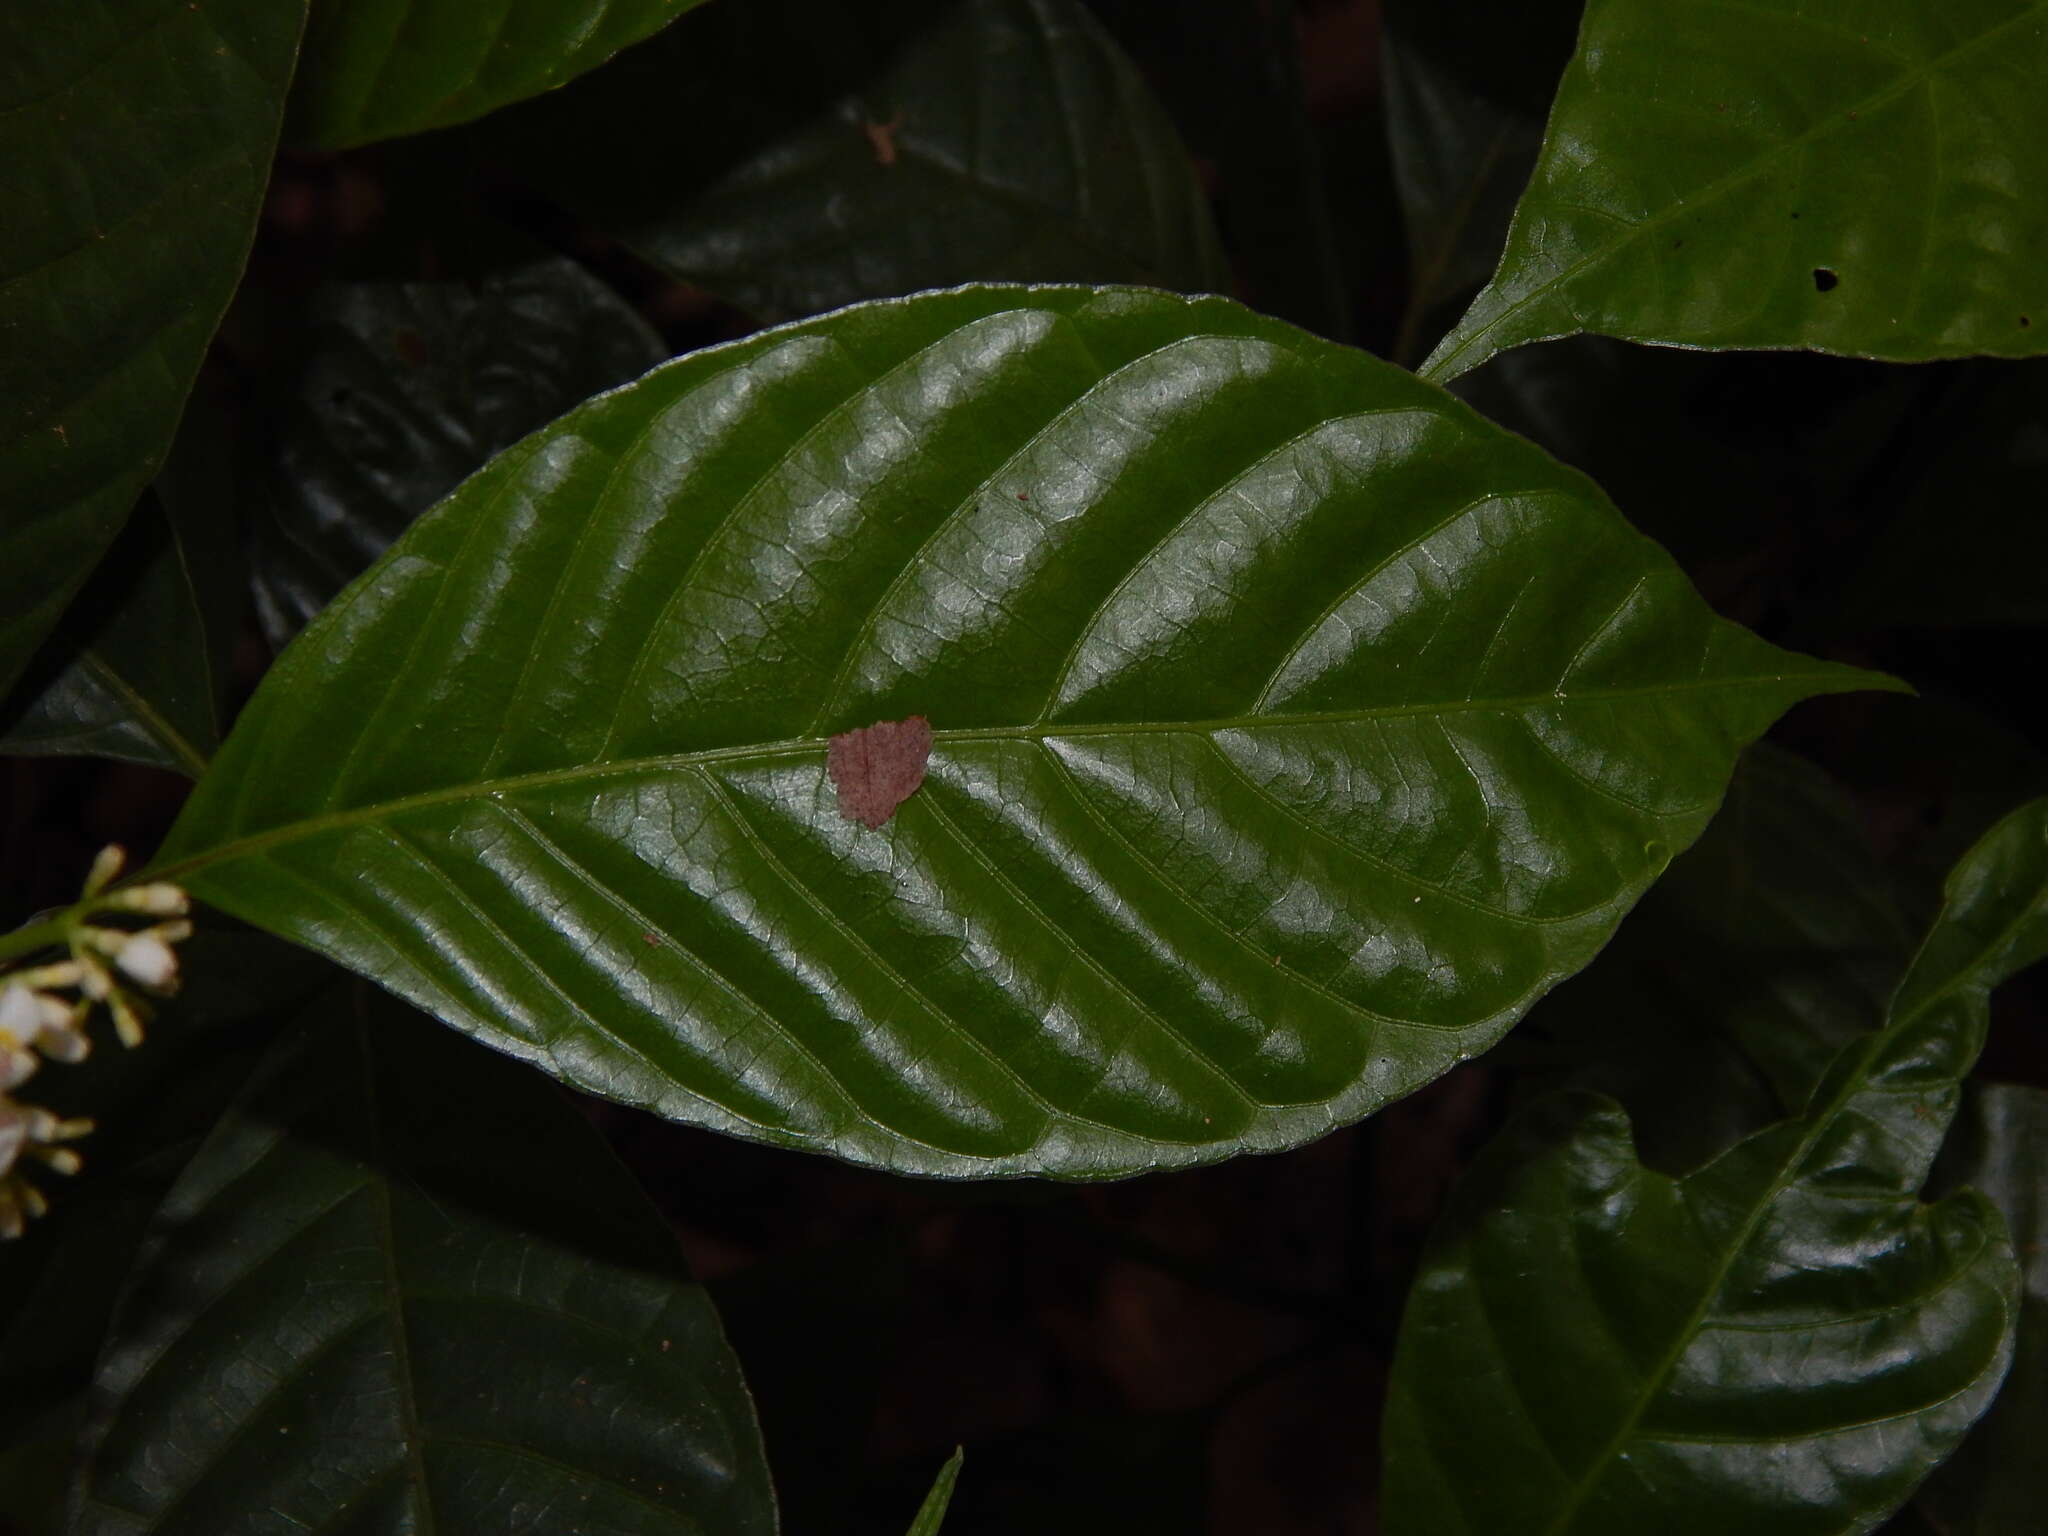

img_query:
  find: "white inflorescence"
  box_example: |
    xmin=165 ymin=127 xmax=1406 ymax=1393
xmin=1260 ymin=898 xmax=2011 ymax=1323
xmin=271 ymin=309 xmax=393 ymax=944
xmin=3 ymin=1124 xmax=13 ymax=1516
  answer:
xmin=0 ymin=847 xmax=191 ymax=1238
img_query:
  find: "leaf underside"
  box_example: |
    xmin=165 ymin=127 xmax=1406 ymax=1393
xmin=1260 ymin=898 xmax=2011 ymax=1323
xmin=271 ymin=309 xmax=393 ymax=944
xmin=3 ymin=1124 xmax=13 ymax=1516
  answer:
xmin=157 ymin=284 xmax=1887 ymax=1179
xmin=1425 ymin=0 xmax=2048 ymax=381
xmin=1383 ymin=798 xmax=2048 ymax=1534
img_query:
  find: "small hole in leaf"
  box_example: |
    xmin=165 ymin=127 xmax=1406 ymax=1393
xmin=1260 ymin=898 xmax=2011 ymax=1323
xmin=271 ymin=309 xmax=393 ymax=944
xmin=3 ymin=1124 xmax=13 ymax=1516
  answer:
xmin=2023 ymin=315 xmax=2033 ymax=329
xmin=1812 ymin=267 xmax=1840 ymax=293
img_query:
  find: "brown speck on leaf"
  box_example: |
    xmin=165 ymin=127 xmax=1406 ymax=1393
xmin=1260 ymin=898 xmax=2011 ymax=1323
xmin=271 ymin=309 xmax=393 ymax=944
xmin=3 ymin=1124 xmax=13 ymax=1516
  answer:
xmin=829 ymin=716 xmax=933 ymax=828
xmin=862 ymin=111 xmax=905 ymax=167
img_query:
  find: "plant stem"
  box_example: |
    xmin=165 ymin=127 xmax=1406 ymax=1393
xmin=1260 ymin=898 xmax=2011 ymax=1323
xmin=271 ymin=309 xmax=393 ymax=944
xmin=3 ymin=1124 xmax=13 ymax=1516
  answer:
xmin=0 ymin=912 xmax=78 ymax=969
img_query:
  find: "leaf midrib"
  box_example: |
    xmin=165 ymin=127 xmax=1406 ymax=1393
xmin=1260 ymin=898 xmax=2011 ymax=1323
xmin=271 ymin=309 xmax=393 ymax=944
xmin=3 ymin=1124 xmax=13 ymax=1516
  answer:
xmin=1533 ymin=862 xmax=2044 ymax=1535
xmin=148 ymin=669 xmax=1852 ymax=885
xmin=1423 ymin=0 xmax=2048 ymax=380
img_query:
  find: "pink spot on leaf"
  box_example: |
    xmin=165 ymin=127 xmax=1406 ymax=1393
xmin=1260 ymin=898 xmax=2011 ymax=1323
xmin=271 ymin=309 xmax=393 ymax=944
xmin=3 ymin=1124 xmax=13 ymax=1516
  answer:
xmin=828 ymin=716 xmax=934 ymax=828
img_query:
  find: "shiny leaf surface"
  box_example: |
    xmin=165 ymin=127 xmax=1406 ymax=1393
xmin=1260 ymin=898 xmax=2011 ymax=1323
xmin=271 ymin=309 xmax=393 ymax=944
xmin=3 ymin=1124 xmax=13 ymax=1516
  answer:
xmin=1384 ymin=797 xmax=2048 ymax=1534
xmin=905 ymin=1448 xmax=964 ymax=1536
xmin=153 ymin=285 xmax=1886 ymax=1178
xmin=497 ymin=0 xmax=1228 ymax=322
xmin=69 ymin=984 xmax=776 ymax=1535
xmin=1424 ymin=0 xmax=2048 ymax=382
xmin=249 ymin=256 xmax=665 ymax=646
xmin=0 ymin=0 xmax=304 ymax=698
xmin=290 ymin=0 xmax=716 ymax=149
xmin=1918 ymin=1084 xmax=2048 ymax=1535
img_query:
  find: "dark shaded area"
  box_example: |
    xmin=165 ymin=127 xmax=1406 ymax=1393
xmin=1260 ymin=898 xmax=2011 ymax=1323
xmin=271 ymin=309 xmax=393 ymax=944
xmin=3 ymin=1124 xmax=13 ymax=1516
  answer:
xmin=5 ymin=2 xmax=2046 ymax=1533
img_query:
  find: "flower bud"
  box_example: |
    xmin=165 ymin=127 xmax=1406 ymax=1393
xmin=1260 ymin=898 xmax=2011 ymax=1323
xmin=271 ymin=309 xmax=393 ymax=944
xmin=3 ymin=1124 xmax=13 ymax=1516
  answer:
xmin=114 ymin=933 xmax=180 ymax=991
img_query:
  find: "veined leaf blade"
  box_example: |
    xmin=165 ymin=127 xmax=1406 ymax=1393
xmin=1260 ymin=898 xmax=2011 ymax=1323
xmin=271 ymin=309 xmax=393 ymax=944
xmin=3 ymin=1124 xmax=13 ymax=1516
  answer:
xmin=154 ymin=285 xmax=1890 ymax=1178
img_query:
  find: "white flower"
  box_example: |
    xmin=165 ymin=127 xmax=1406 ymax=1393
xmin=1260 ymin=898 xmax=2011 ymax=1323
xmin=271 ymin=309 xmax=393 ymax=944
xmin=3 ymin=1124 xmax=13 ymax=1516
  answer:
xmin=113 ymin=933 xmax=179 ymax=990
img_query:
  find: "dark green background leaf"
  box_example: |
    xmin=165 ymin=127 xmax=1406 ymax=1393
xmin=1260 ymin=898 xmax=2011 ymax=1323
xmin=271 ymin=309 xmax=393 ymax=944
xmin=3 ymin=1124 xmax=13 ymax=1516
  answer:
xmin=150 ymin=285 xmax=1885 ymax=1178
xmin=1919 ymin=1083 xmax=2048 ymax=1535
xmin=1837 ymin=359 xmax=2048 ymax=630
xmin=1381 ymin=23 xmax=1543 ymax=369
xmin=1384 ymin=796 xmax=2048 ymax=1535
xmin=1425 ymin=0 xmax=2048 ymax=381
xmin=0 ymin=0 xmax=305 ymax=699
xmin=484 ymin=0 xmax=1228 ymax=322
xmin=70 ymin=983 xmax=776 ymax=1535
xmin=1513 ymin=744 xmax=1915 ymax=1174
xmin=248 ymin=255 xmax=665 ymax=647
xmin=290 ymin=0 xmax=717 ymax=149
xmin=1 ymin=390 xmax=246 ymax=777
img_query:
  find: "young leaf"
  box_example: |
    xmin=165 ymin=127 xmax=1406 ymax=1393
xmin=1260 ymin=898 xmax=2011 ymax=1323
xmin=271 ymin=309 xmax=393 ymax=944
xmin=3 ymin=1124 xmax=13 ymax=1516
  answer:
xmin=289 ymin=0 xmax=717 ymax=149
xmin=151 ymin=285 xmax=1890 ymax=1179
xmin=484 ymin=0 xmax=1228 ymax=322
xmin=1383 ymin=796 xmax=2048 ymax=1535
xmin=1917 ymin=1084 xmax=2048 ymax=1535
xmin=68 ymin=983 xmax=777 ymax=1535
xmin=248 ymin=256 xmax=666 ymax=646
xmin=906 ymin=1447 xmax=965 ymax=1536
xmin=0 ymin=0 xmax=306 ymax=699
xmin=1423 ymin=0 xmax=2048 ymax=382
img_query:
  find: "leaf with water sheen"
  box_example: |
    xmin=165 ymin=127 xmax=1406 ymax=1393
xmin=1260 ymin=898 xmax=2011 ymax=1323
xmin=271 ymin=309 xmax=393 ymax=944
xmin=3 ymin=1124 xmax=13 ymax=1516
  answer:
xmin=69 ymin=984 xmax=776 ymax=1535
xmin=1383 ymin=797 xmax=2048 ymax=1535
xmin=290 ymin=0 xmax=716 ymax=148
xmin=1917 ymin=1083 xmax=2048 ymax=1535
xmin=1424 ymin=0 xmax=2048 ymax=382
xmin=0 ymin=0 xmax=305 ymax=699
xmin=153 ymin=285 xmax=1888 ymax=1178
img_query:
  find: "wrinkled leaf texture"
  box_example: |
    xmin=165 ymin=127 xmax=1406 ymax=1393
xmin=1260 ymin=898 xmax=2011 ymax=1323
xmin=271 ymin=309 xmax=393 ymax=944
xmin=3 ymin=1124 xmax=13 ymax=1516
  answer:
xmin=1425 ymin=0 xmax=2048 ymax=382
xmin=290 ymin=0 xmax=716 ymax=148
xmin=1383 ymin=796 xmax=2048 ymax=1535
xmin=69 ymin=983 xmax=776 ymax=1535
xmin=152 ymin=285 xmax=1886 ymax=1178
xmin=1918 ymin=1083 xmax=2048 ymax=1535
xmin=250 ymin=255 xmax=665 ymax=647
xmin=502 ymin=0 xmax=1228 ymax=323
xmin=0 ymin=0 xmax=305 ymax=698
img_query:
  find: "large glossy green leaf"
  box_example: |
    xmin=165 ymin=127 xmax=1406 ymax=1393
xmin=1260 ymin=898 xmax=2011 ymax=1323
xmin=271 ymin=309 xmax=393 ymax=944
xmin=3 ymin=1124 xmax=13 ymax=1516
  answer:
xmin=150 ymin=285 xmax=1886 ymax=1178
xmin=248 ymin=255 xmax=665 ymax=646
xmin=0 ymin=0 xmax=305 ymax=700
xmin=289 ymin=0 xmax=717 ymax=149
xmin=1423 ymin=0 xmax=2048 ymax=383
xmin=1383 ymin=796 xmax=2048 ymax=1535
xmin=69 ymin=982 xmax=776 ymax=1535
xmin=487 ymin=0 xmax=1227 ymax=322
xmin=1918 ymin=1083 xmax=2048 ymax=1535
